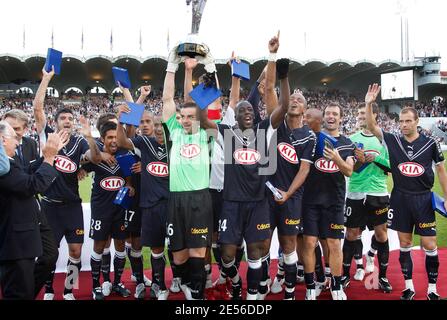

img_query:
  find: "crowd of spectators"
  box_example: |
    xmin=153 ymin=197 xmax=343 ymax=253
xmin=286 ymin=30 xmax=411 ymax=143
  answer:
xmin=1 ymin=89 xmax=445 ymax=141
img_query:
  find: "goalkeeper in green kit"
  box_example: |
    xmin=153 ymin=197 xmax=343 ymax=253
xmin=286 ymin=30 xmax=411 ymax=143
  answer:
xmin=341 ymin=102 xmax=393 ymax=293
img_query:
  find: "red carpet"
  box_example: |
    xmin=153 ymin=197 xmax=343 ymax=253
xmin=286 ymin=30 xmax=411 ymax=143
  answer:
xmin=36 ymin=249 xmax=447 ymax=300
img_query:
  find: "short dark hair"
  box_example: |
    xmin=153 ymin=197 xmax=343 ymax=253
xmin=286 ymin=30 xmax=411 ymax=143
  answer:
xmin=100 ymin=121 xmax=117 ymax=139
xmin=400 ymin=107 xmax=419 ymax=120
xmin=181 ymin=102 xmax=198 ymax=109
xmin=96 ymin=113 xmax=117 ymax=131
xmin=55 ymin=108 xmax=74 ymax=122
xmin=323 ymin=102 xmax=343 ymax=118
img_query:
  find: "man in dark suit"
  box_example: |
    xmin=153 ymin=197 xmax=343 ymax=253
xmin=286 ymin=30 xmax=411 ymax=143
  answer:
xmin=0 ymin=119 xmax=59 ymax=299
xmin=3 ymin=109 xmax=69 ymax=298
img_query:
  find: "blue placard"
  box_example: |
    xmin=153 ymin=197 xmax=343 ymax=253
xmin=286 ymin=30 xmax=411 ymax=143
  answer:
xmin=44 ymin=48 xmax=62 ymax=75
xmin=113 ymin=187 xmax=133 ymax=209
xmin=189 ymin=83 xmax=222 ymax=110
xmin=119 ymin=102 xmax=145 ymax=127
xmin=432 ymin=192 xmax=447 ymax=218
xmin=116 ymin=154 xmax=136 ymax=178
xmin=231 ymin=60 xmax=250 ymax=81
xmin=316 ymin=131 xmax=338 ymax=156
xmin=112 ymin=67 xmax=131 ymax=89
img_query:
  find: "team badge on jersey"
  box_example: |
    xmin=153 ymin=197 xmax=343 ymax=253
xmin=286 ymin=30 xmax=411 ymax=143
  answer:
xmin=398 ymin=162 xmax=425 ymax=177
xmin=180 ymin=144 xmax=201 ymax=159
xmin=233 ymin=148 xmax=261 ymax=165
xmin=100 ymin=176 xmax=125 ymax=191
xmin=315 ymin=157 xmax=340 ymax=173
xmin=147 ymin=162 xmax=169 ymax=177
xmin=277 ymin=143 xmax=298 ymax=164
xmin=54 ymin=155 xmax=78 ymax=173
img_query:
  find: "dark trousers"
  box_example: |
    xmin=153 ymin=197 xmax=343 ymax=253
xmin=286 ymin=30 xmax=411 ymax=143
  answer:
xmin=0 ymin=258 xmax=35 ymax=300
xmin=34 ymin=208 xmax=59 ymax=298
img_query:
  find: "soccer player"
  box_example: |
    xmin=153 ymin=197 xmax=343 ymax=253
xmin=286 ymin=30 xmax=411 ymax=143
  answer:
xmin=301 ymin=103 xmax=355 ymax=300
xmin=160 ymin=46 xmax=215 ymax=300
xmin=34 ymin=68 xmax=100 ymax=300
xmin=266 ymin=86 xmax=316 ymax=300
xmin=199 ymin=32 xmax=289 ymax=300
xmin=341 ymin=102 xmax=392 ymax=293
xmin=183 ymin=55 xmax=239 ymax=299
xmin=365 ymin=83 xmax=447 ymax=300
xmin=81 ymin=121 xmax=134 ymax=300
xmin=117 ymin=104 xmax=171 ymax=300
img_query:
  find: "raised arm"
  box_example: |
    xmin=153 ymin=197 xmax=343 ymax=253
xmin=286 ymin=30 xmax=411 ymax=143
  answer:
xmin=365 ymin=84 xmax=383 ymax=141
xmin=79 ymin=116 xmax=101 ymax=164
xmin=162 ymin=47 xmax=181 ymax=122
xmin=33 ymin=67 xmax=55 ymax=134
xmin=135 ymin=85 xmax=151 ymax=105
xmin=120 ymin=84 xmax=134 ymax=103
xmin=184 ymin=58 xmax=198 ymax=103
xmin=116 ymin=104 xmax=134 ymax=150
xmin=265 ymin=32 xmax=280 ymax=116
xmin=228 ymin=52 xmax=241 ymax=110
xmin=266 ymin=31 xmax=290 ymax=129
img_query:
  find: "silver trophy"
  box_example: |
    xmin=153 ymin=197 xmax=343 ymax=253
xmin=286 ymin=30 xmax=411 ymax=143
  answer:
xmin=177 ymin=0 xmax=209 ymax=58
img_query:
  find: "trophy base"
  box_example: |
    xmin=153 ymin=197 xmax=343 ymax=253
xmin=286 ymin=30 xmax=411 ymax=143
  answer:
xmin=177 ymin=33 xmax=209 ymax=58
xmin=177 ymin=43 xmax=207 ymax=58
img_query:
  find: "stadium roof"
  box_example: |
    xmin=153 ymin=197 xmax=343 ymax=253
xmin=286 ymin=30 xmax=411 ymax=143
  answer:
xmin=0 ymin=53 xmax=443 ymax=97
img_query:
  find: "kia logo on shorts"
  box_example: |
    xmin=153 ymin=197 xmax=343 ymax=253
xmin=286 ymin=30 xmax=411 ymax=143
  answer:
xmin=398 ymin=162 xmax=425 ymax=177
xmin=54 ymin=155 xmax=77 ymax=173
xmin=100 ymin=176 xmax=125 ymax=191
xmin=233 ymin=148 xmax=261 ymax=165
xmin=277 ymin=143 xmax=298 ymax=164
xmin=147 ymin=162 xmax=169 ymax=177
xmin=315 ymin=157 xmax=340 ymax=173
xmin=180 ymin=144 xmax=201 ymax=159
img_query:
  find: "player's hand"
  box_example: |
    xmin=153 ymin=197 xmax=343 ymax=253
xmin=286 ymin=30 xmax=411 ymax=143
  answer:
xmin=166 ymin=45 xmax=182 ymax=73
xmin=117 ymin=104 xmax=131 ymax=118
xmin=101 ymin=152 xmax=117 ymax=166
xmin=139 ymin=85 xmax=151 ymax=97
xmin=42 ymin=133 xmax=61 ymax=160
xmin=354 ymin=148 xmax=365 ymax=163
xmin=56 ymin=130 xmax=69 ymax=151
xmin=365 ymin=83 xmax=381 ymax=105
xmin=77 ymin=168 xmax=88 ymax=181
xmin=79 ymin=115 xmax=92 ymax=139
xmin=228 ymin=51 xmax=241 ymax=67
xmin=268 ymin=31 xmax=280 ymax=53
xmin=126 ymin=185 xmax=135 ymax=197
xmin=42 ymin=66 xmax=55 ymax=81
xmin=274 ymin=189 xmax=290 ymax=205
xmin=276 ymin=58 xmax=290 ymax=79
xmin=323 ymin=146 xmax=341 ymax=162
xmin=131 ymin=161 xmax=142 ymax=174
xmin=185 ymin=58 xmax=198 ymax=71
xmin=364 ymin=153 xmax=376 ymax=163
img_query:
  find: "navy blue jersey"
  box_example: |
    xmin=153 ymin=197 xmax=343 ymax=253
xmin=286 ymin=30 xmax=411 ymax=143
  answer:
xmin=271 ymin=122 xmax=316 ymax=196
xmin=219 ymin=119 xmax=274 ymax=202
xmin=382 ymin=131 xmax=444 ymax=194
xmin=131 ymin=135 xmax=169 ymax=208
xmin=42 ymin=126 xmax=89 ymax=202
xmin=95 ymin=137 xmax=142 ymax=207
xmin=303 ymin=133 xmax=355 ymax=205
xmin=81 ymin=149 xmax=131 ymax=212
